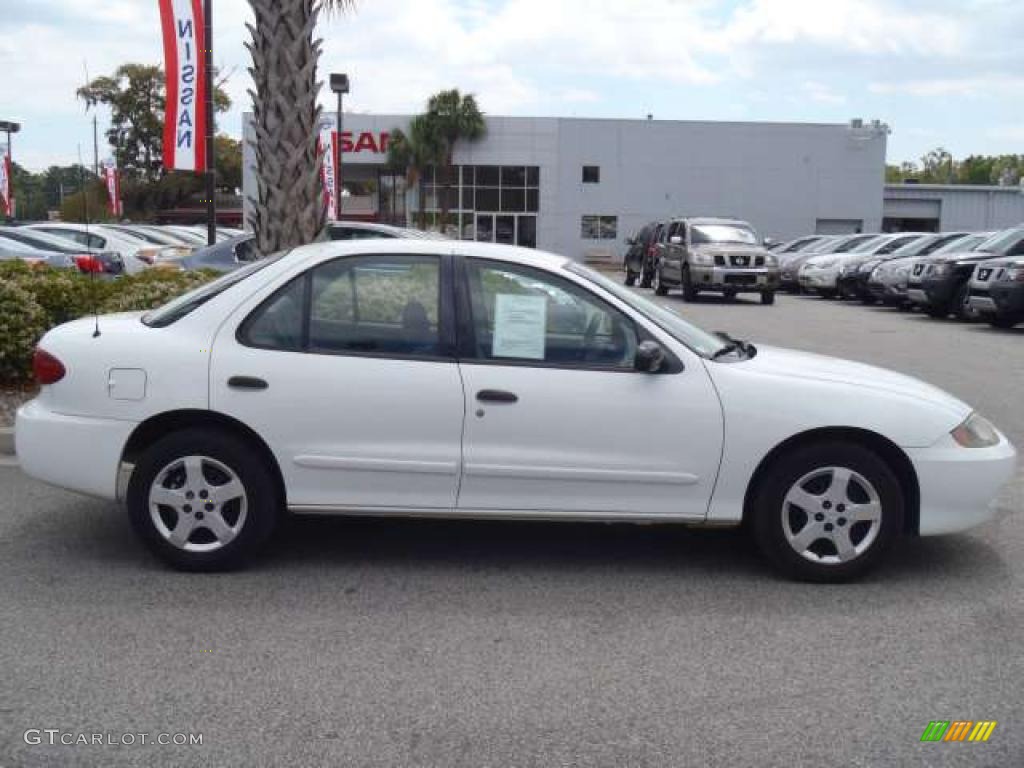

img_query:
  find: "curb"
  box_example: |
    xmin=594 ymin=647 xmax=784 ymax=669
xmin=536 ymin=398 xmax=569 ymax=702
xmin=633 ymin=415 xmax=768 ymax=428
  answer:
xmin=0 ymin=427 xmax=14 ymax=457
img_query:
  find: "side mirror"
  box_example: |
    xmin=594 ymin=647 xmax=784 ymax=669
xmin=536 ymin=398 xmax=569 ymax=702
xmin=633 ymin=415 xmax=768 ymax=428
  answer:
xmin=669 ymin=235 xmax=682 ymax=245
xmin=635 ymin=340 xmax=666 ymax=373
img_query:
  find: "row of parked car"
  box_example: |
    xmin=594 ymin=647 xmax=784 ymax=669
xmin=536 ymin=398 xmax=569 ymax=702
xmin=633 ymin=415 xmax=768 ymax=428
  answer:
xmin=0 ymin=221 xmax=445 ymax=277
xmin=770 ymin=227 xmax=1024 ymax=329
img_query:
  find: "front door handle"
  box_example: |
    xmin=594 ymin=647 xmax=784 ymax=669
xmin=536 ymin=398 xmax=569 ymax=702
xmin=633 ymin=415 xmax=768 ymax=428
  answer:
xmin=228 ymin=376 xmax=268 ymax=390
xmin=476 ymin=389 xmax=518 ymax=403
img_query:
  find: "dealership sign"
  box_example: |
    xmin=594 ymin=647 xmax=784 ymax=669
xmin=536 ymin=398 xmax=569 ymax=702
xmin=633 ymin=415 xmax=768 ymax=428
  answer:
xmin=101 ymin=158 xmax=123 ymax=218
xmin=339 ymin=131 xmax=391 ymax=155
xmin=158 ymin=0 xmax=207 ymax=172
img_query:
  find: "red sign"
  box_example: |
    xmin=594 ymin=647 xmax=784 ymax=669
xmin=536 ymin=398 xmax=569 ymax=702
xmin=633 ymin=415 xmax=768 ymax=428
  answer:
xmin=158 ymin=0 xmax=207 ymax=172
xmin=336 ymin=131 xmax=390 ymax=155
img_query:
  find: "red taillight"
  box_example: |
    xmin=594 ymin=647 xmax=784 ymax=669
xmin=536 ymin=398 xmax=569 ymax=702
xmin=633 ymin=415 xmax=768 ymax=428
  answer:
xmin=647 ymin=245 xmax=657 ymax=257
xmin=73 ymin=254 xmax=104 ymax=273
xmin=33 ymin=348 xmax=66 ymax=385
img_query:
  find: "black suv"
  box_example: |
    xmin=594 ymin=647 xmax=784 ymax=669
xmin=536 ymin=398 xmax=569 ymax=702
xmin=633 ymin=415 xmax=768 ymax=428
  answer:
xmin=916 ymin=226 xmax=1024 ymax=319
xmin=623 ymin=221 xmax=665 ymax=287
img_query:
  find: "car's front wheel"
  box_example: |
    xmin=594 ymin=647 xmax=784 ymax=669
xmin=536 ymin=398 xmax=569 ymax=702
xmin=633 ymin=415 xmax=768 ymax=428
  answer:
xmin=127 ymin=428 xmax=281 ymax=571
xmin=750 ymin=441 xmax=903 ymax=582
xmin=653 ymin=266 xmax=668 ymax=295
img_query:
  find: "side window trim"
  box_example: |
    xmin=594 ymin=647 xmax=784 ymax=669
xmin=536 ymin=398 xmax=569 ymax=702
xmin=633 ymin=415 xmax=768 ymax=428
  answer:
xmin=237 ymin=252 xmax=457 ymax=362
xmin=455 ymin=255 xmax=655 ymax=373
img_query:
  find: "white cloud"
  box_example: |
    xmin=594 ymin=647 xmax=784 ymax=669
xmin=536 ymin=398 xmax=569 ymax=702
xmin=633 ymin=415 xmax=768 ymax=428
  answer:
xmin=869 ymin=75 xmax=1024 ymax=97
xmin=800 ymin=80 xmax=846 ymax=105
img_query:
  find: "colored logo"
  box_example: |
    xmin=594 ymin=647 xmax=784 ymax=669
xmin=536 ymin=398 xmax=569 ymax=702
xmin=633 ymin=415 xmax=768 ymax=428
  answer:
xmin=920 ymin=721 xmax=997 ymax=743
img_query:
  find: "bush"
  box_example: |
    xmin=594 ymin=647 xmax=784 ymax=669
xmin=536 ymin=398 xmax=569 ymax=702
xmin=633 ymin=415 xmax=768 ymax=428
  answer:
xmin=0 ymin=264 xmax=218 ymax=384
xmin=0 ymin=281 xmax=49 ymax=383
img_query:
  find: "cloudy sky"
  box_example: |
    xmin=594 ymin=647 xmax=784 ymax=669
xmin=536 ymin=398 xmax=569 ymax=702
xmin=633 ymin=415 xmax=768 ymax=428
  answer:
xmin=1 ymin=0 xmax=1021 ymax=171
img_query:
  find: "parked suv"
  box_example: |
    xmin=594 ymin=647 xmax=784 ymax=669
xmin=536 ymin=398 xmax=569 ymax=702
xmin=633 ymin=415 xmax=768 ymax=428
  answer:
xmin=967 ymin=256 xmax=1024 ymax=328
xmin=623 ymin=221 xmax=665 ymax=287
xmin=652 ymin=217 xmax=779 ymax=304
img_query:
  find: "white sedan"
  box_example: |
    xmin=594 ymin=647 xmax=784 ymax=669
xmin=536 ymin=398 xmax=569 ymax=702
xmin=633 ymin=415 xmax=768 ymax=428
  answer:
xmin=16 ymin=241 xmax=1017 ymax=581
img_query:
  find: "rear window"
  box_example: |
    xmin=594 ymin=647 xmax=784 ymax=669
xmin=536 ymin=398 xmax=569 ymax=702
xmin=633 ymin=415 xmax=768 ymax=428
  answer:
xmin=142 ymin=254 xmax=283 ymax=328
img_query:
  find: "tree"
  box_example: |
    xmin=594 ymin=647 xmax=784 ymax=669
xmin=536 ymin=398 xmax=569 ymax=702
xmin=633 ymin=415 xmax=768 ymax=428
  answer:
xmin=77 ymin=63 xmax=231 ymax=182
xmin=425 ymin=89 xmax=486 ymax=233
xmin=386 ymin=115 xmax=443 ymax=228
xmin=245 ymin=0 xmax=354 ymax=256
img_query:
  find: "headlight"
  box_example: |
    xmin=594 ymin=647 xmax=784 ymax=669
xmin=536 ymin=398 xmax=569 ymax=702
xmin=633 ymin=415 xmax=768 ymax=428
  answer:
xmin=951 ymin=413 xmax=1000 ymax=448
xmin=692 ymin=253 xmax=714 ymax=266
xmin=1004 ymin=267 xmax=1024 ymax=282
xmin=895 ymin=265 xmax=909 ymax=277
xmin=931 ymin=263 xmax=952 ymax=277
xmin=763 ymin=255 xmax=777 ymax=268
xmin=816 ymin=258 xmax=838 ymax=269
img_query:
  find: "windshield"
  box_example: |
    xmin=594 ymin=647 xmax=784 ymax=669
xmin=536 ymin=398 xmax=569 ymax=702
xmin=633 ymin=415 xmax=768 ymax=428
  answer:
xmin=567 ymin=262 xmax=729 ymax=358
xmin=976 ymin=228 xmax=1024 ymax=255
xmin=831 ymin=234 xmax=875 ymax=253
xmin=690 ymin=224 xmax=758 ymax=246
xmin=142 ymin=254 xmax=283 ymax=328
xmin=848 ymin=236 xmax=886 ymax=253
xmin=932 ymin=233 xmax=988 ymax=255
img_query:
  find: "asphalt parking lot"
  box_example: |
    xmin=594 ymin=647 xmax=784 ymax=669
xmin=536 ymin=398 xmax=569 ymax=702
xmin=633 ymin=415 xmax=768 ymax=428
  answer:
xmin=2 ymin=290 xmax=1022 ymax=767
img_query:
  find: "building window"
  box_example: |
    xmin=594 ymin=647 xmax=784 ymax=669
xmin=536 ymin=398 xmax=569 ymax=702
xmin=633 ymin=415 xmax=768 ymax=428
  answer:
xmin=581 ymin=215 xmax=617 ymax=240
xmin=582 ymin=165 xmax=600 ymax=184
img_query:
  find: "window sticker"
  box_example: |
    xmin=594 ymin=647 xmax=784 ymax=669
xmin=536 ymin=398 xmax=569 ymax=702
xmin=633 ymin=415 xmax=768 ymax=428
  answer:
xmin=491 ymin=294 xmax=547 ymax=360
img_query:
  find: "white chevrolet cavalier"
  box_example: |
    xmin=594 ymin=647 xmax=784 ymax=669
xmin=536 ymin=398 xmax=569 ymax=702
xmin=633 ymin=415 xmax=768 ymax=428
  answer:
xmin=16 ymin=240 xmax=1017 ymax=581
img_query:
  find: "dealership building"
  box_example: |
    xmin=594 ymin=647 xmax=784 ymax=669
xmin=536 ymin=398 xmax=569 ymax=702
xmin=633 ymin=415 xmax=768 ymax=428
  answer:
xmin=242 ymin=113 xmax=1022 ymax=259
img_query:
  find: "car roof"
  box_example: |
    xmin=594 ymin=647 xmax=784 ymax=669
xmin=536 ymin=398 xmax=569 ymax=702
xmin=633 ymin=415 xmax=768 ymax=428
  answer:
xmin=285 ymin=238 xmax=569 ymax=272
xmin=666 ymin=217 xmax=750 ymax=226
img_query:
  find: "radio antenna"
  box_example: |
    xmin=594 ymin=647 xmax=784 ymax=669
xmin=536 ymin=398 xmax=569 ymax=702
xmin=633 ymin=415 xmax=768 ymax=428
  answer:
xmin=77 ymin=144 xmax=101 ymax=338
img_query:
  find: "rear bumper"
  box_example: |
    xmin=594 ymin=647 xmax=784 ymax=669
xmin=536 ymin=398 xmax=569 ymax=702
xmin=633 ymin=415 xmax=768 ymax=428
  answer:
xmin=908 ymin=431 xmax=1018 ymax=535
xmin=15 ymin=399 xmax=136 ymax=501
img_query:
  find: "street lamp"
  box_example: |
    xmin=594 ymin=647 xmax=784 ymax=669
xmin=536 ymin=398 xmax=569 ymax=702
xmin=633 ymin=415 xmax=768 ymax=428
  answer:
xmin=329 ymin=73 xmax=349 ymax=221
xmin=0 ymin=120 xmax=20 ymax=221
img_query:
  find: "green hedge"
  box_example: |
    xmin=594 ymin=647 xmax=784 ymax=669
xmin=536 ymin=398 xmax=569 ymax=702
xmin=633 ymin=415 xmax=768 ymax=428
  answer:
xmin=0 ymin=262 xmax=218 ymax=383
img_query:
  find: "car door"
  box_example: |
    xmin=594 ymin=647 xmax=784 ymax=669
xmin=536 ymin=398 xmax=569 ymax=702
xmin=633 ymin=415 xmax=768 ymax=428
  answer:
xmin=663 ymin=221 xmax=687 ymax=283
xmin=210 ymin=251 xmax=466 ymax=511
xmin=454 ymin=257 xmax=723 ymax=518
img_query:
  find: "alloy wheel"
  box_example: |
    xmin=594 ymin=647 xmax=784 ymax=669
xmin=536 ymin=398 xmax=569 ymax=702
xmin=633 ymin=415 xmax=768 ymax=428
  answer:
xmin=780 ymin=466 xmax=882 ymax=565
xmin=148 ymin=455 xmax=249 ymax=553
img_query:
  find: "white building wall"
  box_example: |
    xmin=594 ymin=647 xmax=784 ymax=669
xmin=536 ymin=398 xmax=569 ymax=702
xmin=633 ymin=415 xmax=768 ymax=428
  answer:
xmin=243 ymin=113 xmax=887 ymax=260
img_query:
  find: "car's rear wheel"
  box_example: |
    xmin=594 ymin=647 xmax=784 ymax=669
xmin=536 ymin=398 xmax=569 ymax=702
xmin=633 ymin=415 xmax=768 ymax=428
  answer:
xmin=925 ymin=303 xmax=949 ymax=319
xmin=761 ymin=291 xmax=776 ymax=305
xmin=639 ymin=264 xmax=653 ymax=288
xmin=127 ymin=428 xmax=281 ymax=571
xmin=723 ymin=288 xmax=738 ymax=300
xmin=989 ymin=314 xmax=1020 ymax=329
xmin=750 ymin=441 xmax=903 ymax=582
xmin=624 ymin=270 xmax=637 ymax=287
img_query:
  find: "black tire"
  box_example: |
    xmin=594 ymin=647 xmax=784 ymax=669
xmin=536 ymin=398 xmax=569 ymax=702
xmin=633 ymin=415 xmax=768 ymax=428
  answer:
xmin=761 ymin=291 xmax=776 ymax=305
xmin=681 ymin=265 xmax=698 ymax=302
xmin=639 ymin=264 xmax=653 ymax=289
xmin=749 ymin=441 xmax=903 ymax=582
xmin=723 ymin=288 xmax=738 ymax=301
xmin=989 ymin=314 xmax=1020 ymax=329
xmin=653 ymin=267 xmax=668 ymax=296
xmin=624 ymin=271 xmax=637 ymax=287
xmin=127 ymin=428 xmax=281 ymax=571
xmin=925 ymin=303 xmax=949 ymax=319
xmin=952 ymin=283 xmax=973 ymax=321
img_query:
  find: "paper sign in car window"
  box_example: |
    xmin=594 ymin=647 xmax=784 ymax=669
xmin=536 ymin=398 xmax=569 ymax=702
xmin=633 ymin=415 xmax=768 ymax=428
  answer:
xmin=492 ymin=294 xmax=547 ymax=359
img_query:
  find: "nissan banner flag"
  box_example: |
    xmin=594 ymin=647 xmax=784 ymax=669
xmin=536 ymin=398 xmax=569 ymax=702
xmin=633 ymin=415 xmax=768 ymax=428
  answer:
xmin=0 ymin=142 xmax=12 ymax=218
xmin=158 ymin=0 xmax=207 ymax=172
xmin=101 ymin=158 xmax=123 ymax=218
xmin=319 ymin=124 xmax=338 ymax=221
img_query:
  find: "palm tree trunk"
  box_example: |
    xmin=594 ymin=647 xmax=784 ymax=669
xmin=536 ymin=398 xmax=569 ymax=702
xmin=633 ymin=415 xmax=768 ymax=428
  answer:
xmin=246 ymin=0 xmax=326 ymax=254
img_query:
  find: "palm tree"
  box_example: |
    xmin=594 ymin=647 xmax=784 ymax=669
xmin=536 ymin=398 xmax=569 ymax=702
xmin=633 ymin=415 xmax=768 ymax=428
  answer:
xmin=426 ymin=89 xmax=486 ymax=235
xmin=245 ymin=0 xmax=353 ymax=255
xmin=386 ymin=115 xmax=443 ymax=229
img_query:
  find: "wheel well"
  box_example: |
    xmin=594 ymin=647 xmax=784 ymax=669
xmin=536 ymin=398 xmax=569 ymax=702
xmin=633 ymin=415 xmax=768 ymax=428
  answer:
xmin=742 ymin=427 xmax=920 ymax=535
xmin=121 ymin=410 xmax=286 ymax=505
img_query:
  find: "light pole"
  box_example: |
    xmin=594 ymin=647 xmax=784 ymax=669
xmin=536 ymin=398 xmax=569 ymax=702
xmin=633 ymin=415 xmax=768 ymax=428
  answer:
xmin=0 ymin=120 xmax=20 ymax=221
xmin=329 ymin=73 xmax=349 ymax=221
xmin=203 ymin=0 xmax=216 ymax=245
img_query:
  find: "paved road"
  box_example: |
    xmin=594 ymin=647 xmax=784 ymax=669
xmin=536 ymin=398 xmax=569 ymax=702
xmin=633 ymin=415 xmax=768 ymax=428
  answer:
xmin=2 ymin=291 xmax=1021 ymax=767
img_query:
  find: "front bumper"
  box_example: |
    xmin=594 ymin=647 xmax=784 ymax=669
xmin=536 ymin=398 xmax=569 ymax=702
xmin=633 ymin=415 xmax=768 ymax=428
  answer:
xmin=990 ymin=282 xmax=1024 ymax=315
xmin=799 ymin=269 xmax=839 ymax=290
xmin=689 ymin=265 xmax=778 ymax=292
xmin=908 ymin=430 xmax=1018 ymax=535
xmin=922 ymin=276 xmax=958 ymax=306
xmin=906 ymin=286 xmax=928 ymax=304
xmin=15 ymin=399 xmax=136 ymax=501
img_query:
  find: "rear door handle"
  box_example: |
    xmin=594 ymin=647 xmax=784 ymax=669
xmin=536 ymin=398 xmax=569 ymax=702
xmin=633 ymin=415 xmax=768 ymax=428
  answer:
xmin=228 ymin=376 xmax=268 ymax=390
xmin=476 ymin=389 xmax=518 ymax=403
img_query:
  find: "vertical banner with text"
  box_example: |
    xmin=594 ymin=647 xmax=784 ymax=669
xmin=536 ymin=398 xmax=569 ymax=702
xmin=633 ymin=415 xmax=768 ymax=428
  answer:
xmin=319 ymin=123 xmax=338 ymax=221
xmin=158 ymin=0 xmax=207 ymax=172
xmin=101 ymin=157 xmax=123 ymax=218
xmin=0 ymin=142 xmax=12 ymax=217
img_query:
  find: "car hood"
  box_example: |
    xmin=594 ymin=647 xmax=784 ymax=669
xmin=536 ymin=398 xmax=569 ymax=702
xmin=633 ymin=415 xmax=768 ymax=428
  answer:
xmin=927 ymin=249 xmax=992 ymax=265
xmin=724 ymin=345 xmax=970 ymax=416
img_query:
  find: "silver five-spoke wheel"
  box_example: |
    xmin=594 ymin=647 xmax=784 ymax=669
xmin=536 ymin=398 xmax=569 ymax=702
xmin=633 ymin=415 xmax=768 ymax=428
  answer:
xmin=149 ymin=455 xmax=248 ymax=553
xmin=781 ymin=466 xmax=882 ymax=565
